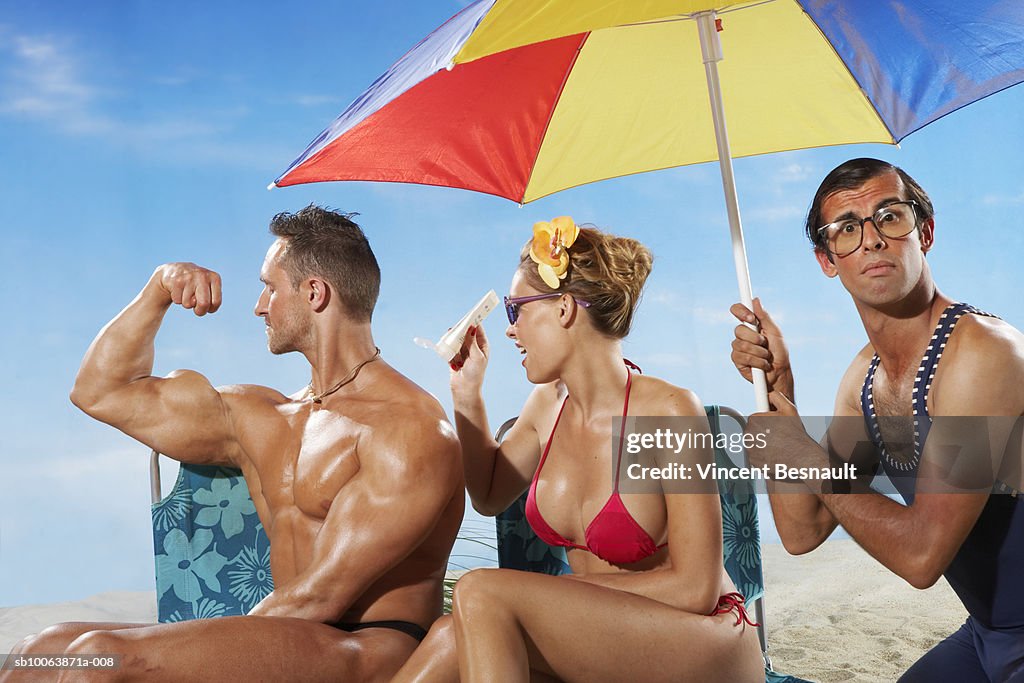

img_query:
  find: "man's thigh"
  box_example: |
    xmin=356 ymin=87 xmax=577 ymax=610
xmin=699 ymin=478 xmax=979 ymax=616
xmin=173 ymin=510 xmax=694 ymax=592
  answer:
xmin=898 ymin=620 xmax=987 ymax=683
xmin=974 ymin=619 xmax=1024 ymax=682
xmin=65 ymin=616 xmax=419 ymax=683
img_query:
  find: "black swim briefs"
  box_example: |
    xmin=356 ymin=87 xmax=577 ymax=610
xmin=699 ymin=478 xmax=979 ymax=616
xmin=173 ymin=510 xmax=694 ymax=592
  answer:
xmin=333 ymin=620 xmax=428 ymax=642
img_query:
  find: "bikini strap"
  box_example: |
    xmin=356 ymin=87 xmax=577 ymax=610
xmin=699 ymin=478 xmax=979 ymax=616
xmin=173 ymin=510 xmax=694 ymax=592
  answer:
xmin=613 ymin=364 xmax=636 ymax=493
xmin=534 ymin=395 xmax=570 ymax=483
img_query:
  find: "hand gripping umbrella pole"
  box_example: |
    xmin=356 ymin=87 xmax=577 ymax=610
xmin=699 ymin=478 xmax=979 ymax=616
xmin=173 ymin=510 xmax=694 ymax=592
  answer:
xmin=696 ymin=11 xmax=770 ymax=413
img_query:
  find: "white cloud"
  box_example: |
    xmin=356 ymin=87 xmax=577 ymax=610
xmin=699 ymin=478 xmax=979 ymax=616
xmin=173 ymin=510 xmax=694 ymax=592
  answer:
xmin=644 ymin=351 xmax=692 ymax=368
xmin=743 ymin=204 xmax=803 ymax=224
xmin=692 ymin=305 xmax=737 ymax=326
xmin=293 ymin=94 xmax=340 ymax=107
xmin=981 ymin=191 xmax=1024 ymax=206
xmin=1 ymin=33 xmax=106 ymax=131
xmin=772 ymin=161 xmax=817 ymax=184
xmin=0 ymin=29 xmax=283 ymax=168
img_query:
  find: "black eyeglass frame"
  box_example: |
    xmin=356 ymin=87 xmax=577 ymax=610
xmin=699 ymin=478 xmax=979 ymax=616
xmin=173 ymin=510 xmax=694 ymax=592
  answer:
xmin=816 ymin=199 xmax=921 ymax=257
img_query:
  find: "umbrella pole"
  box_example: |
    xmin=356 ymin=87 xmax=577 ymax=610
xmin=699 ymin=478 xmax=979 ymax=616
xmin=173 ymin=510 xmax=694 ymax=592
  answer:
xmin=696 ymin=11 xmax=770 ymax=413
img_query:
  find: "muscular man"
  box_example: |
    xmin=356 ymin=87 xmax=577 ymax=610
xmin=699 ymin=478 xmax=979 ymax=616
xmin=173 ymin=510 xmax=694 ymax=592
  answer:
xmin=3 ymin=206 xmax=463 ymax=682
xmin=730 ymin=159 xmax=1024 ymax=681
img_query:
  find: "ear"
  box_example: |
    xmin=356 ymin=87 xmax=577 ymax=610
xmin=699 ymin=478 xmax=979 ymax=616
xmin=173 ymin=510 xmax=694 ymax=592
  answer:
xmin=307 ymin=278 xmax=330 ymax=312
xmin=919 ymin=218 xmax=935 ymax=254
xmin=557 ymin=293 xmax=576 ymax=329
xmin=814 ymin=248 xmax=839 ymax=278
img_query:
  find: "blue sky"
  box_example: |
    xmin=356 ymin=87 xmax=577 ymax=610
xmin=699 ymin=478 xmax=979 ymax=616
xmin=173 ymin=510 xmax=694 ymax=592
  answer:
xmin=1 ymin=2 xmax=1022 ymax=605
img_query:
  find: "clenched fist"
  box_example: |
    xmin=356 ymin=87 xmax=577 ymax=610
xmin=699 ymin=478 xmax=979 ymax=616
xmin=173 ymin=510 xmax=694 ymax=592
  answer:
xmin=153 ymin=262 xmax=223 ymax=316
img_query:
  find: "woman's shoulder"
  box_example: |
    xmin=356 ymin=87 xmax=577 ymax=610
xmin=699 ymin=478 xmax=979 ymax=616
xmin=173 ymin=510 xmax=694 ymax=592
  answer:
xmin=518 ymin=380 xmax=566 ymax=424
xmin=629 ymin=374 xmax=705 ymax=417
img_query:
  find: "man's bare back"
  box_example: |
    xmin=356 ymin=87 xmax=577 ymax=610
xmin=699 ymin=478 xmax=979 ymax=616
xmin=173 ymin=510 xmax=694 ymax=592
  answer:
xmin=2 ymin=208 xmax=463 ymax=683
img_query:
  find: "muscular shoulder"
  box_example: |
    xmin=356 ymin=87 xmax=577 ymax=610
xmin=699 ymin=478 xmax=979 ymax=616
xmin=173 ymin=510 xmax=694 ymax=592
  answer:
xmin=214 ymin=382 xmax=294 ymax=422
xmin=934 ymin=314 xmax=1024 ymax=415
xmin=629 ymin=374 xmax=705 ymax=417
xmin=216 ymin=382 xmax=291 ymax=404
xmin=359 ymin=372 xmax=462 ymax=484
xmin=945 ymin=313 xmax=1024 ymax=363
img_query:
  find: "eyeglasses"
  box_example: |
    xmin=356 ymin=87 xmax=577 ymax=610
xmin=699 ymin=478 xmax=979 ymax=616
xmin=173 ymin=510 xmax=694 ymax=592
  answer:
xmin=817 ymin=200 xmax=920 ymax=257
xmin=504 ymin=293 xmax=591 ymax=325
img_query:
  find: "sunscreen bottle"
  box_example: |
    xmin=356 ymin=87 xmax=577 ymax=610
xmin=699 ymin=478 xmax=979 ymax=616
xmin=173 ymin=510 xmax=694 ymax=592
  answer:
xmin=414 ymin=290 xmax=499 ymax=362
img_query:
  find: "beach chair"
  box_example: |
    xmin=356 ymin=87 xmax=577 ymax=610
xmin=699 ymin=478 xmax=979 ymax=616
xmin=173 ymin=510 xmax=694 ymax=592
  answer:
xmin=150 ymin=455 xmax=272 ymax=622
xmin=494 ymin=406 xmax=808 ymax=683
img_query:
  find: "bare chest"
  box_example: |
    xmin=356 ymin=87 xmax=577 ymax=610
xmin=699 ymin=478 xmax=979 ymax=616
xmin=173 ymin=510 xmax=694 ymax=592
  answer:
xmin=251 ymin=406 xmax=365 ymax=521
xmin=870 ymin=365 xmax=920 ymax=467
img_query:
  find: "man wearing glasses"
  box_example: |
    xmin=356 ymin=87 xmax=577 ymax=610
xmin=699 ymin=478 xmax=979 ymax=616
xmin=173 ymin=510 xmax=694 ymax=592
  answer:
xmin=730 ymin=158 xmax=1024 ymax=681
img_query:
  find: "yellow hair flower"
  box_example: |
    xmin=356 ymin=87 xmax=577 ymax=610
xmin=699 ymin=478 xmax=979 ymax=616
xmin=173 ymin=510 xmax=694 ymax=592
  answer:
xmin=529 ymin=216 xmax=579 ymax=289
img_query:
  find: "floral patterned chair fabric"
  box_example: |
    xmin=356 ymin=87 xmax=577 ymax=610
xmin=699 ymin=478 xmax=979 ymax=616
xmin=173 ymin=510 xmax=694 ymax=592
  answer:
xmin=151 ymin=462 xmax=273 ymax=622
xmin=496 ymin=497 xmax=571 ymax=575
xmin=708 ymin=405 xmax=765 ymax=605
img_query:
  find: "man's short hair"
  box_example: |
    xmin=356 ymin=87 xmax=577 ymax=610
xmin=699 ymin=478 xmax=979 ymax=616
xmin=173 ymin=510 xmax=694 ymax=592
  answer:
xmin=805 ymin=158 xmax=935 ymax=253
xmin=269 ymin=205 xmax=380 ymax=321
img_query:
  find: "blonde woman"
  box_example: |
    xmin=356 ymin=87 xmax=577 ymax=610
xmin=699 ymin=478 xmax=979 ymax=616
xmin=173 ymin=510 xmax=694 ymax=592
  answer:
xmin=394 ymin=218 xmax=763 ymax=683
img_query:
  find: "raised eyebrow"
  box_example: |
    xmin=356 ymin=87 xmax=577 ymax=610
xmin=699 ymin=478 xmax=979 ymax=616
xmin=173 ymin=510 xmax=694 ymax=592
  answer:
xmin=872 ymin=197 xmax=904 ymax=212
xmin=825 ymin=196 xmax=905 ymax=224
xmin=826 ymin=210 xmax=859 ymax=224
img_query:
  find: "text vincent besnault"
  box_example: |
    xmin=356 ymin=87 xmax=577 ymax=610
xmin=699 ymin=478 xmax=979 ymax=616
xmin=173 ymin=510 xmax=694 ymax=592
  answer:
xmin=625 ymin=428 xmax=767 ymax=455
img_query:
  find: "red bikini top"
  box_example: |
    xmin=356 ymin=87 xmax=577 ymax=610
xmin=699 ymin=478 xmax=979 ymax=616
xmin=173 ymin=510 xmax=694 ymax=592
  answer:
xmin=524 ymin=361 xmax=668 ymax=565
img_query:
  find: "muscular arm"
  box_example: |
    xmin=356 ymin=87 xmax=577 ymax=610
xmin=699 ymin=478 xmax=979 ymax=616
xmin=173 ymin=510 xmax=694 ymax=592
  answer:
xmin=765 ymin=324 xmax=1024 ymax=588
xmin=249 ymin=417 xmax=461 ymax=622
xmin=757 ymin=355 xmax=871 ymax=555
xmin=814 ymin=324 xmax=1023 ymax=588
xmin=70 ymin=263 xmax=242 ymax=465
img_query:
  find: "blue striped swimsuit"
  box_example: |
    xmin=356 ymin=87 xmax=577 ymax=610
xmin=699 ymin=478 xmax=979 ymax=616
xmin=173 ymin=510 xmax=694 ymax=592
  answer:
xmin=861 ymin=302 xmax=1024 ymax=681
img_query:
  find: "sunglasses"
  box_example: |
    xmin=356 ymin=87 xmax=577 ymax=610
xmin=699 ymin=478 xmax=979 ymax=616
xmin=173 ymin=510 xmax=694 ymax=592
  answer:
xmin=504 ymin=293 xmax=591 ymax=325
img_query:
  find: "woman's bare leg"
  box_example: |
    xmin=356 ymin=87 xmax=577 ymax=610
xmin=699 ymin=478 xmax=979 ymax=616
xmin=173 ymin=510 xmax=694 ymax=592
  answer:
xmin=390 ymin=613 xmax=563 ymax=683
xmin=390 ymin=615 xmax=458 ymax=683
xmin=451 ymin=569 xmax=763 ymax=683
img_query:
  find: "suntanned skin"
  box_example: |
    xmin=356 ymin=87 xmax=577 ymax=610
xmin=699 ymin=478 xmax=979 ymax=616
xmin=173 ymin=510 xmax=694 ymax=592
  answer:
xmin=392 ymin=269 xmax=764 ymax=683
xmin=2 ymin=239 xmax=463 ymax=683
xmin=730 ymin=170 xmax=1024 ymax=589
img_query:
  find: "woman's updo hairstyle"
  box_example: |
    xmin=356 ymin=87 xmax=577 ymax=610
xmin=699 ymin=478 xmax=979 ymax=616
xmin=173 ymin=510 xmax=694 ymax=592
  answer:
xmin=518 ymin=226 xmax=653 ymax=339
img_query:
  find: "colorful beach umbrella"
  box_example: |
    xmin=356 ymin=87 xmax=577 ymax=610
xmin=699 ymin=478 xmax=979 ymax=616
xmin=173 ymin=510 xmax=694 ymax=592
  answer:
xmin=271 ymin=0 xmax=1024 ymax=409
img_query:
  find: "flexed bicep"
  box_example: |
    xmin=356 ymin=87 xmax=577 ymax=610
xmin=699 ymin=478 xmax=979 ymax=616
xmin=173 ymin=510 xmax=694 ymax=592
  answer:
xmin=71 ymin=263 xmax=244 ymax=465
xmin=102 ymin=370 xmax=244 ymax=465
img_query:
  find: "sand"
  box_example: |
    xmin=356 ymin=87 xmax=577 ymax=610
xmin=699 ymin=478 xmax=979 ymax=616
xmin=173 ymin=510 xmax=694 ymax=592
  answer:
xmin=1 ymin=541 xmax=967 ymax=682
xmin=0 ymin=592 xmax=157 ymax=652
xmin=761 ymin=540 xmax=967 ymax=682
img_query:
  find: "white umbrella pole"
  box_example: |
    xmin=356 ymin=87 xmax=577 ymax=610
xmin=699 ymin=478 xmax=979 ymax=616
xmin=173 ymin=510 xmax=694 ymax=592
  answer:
xmin=696 ymin=11 xmax=770 ymax=413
